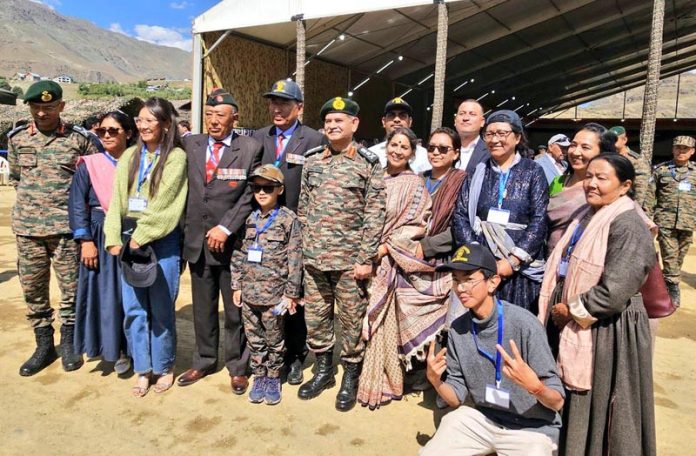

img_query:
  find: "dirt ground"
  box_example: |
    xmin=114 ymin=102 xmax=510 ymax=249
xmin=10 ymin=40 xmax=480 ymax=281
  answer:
xmin=0 ymin=185 xmax=694 ymax=455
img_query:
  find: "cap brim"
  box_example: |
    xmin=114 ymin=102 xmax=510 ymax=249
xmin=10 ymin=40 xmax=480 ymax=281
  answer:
xmin=263 ymin=91 xmax=301 ymax=101
xmin=385 ymin=104 xmax=412 ymax=116
xmin=556 ymin=141 xmax=571 ymax=146
xmin=435 ymin=262 xmax=483 ymax=273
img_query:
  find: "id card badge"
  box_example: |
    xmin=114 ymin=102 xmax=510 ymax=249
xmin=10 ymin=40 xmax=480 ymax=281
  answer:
xmin=678 ymin=181 xmax=692 ymax=192
xmin=247 ymin=245 xmax=263 ymax=263
xmin=128 ymin=197 xmax=148 ymax=212
xmin=485 ymin=384 xmax=511 ymax=409
xmin=487 ymin=207 xmax=511 ymax=226
xmin=558 ymin=259 xmax=569 ymax=278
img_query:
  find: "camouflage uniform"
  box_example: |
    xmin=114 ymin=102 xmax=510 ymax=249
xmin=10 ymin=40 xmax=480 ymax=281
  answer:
xmin=646 ymin=159 xmax=696 ymax=285
xmin=626 ymin=147 xmax=651 ymax=209
xmin=8 ymin=122 xmax=98 ymax=328
xmin=230 ymin=205 xmax=302 ymax=377
xmin=298 ymin=142 xmax=386 ymax=363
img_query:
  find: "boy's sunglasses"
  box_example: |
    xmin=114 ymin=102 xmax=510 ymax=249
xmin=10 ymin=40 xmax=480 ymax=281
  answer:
xmin=250 ymin=183 xmax=281 ymax=194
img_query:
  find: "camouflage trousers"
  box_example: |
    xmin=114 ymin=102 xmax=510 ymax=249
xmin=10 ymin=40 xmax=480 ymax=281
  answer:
xmin=303 ymin=266 xmax=369 ymax=363
xmin=658 ymin=227 xmax=693 ymax=284
xmin=242 ymin=303 xmax=285 ymax=378
xmin=16 ymin=234 xmax=78 ymax=328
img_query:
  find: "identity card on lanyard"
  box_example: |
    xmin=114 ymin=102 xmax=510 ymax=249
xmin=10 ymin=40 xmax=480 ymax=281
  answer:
xmin=558 ymin=224 xmax=584 ymax=278
xmin=128 ymin=146 xmax=159 ymax=212
xmin=487 ymin=171 xmax=511 ymax=226
xmin=671 ymin=165 xmax=692 ymax=192
xmin=472 ymin=299 xmax=510 ymax=409
xmin=248 ymin=207 xmax=280 ymax=264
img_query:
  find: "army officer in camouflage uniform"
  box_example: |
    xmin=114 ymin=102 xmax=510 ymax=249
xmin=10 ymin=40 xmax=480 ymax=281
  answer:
xmin=297 ymin=97 xmax=386 ymax=411
xmin=8 ymin=81 xmax=98 ymax=376
xmin=646 ymin=135 xmax=696 ymax=306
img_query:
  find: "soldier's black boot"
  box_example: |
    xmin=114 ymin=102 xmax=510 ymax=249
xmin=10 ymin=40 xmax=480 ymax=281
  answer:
xmin=335 ymin=362 xmax=361 ymax=412
xmin=19 ymin=326 xmax=58 ymax=377
xmin=666 ymin=281 xmax=681 ymax=307
xmin=298 ymin=351 xmax=335 ymax=400
xmin=59 ymin=324 xmax=83 ymax=372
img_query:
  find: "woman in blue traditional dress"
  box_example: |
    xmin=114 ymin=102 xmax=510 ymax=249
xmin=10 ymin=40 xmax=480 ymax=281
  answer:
xmin=69 ymin=110 xmax=137 ymax=373
xmin=451 ymin=110 xmax=549 ymax=313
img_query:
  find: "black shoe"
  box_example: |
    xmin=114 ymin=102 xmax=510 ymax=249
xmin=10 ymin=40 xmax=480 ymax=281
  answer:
xmin=335 ymin=362 xmax=361 ymax=412
xmin=287 ymin=359 xmax=304 ymax=385
xmin=298 ymin=352 xmax=335 ymax=400
xmin=19 ymin=326 xmax=58 ymax=377
xmin=666 ymin=281 xmax=681 ymax=307
xmin=59 ymin=325 xmax=83 ymax=372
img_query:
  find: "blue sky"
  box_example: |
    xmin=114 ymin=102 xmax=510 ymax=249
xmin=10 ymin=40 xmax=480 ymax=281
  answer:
xmin=31 ymin=0 xmax=219 ymax=51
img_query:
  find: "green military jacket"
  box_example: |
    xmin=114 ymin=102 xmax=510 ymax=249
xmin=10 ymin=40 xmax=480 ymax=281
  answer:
xmin=8 ymin=121 xmax=98 ymax=236
xmin=298 ymin=142 xmax=386 ymax=270
xmin=646 ymin=160 xmax=696 ymax=231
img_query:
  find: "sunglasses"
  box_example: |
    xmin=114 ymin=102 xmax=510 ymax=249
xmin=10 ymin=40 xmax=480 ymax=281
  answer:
xmin=95 ymin=127 xmax=123 ymax=137
xmin=427 ymin=145 xmax=454 ymax=154
xmin=251 ymin=183 xmax=282 ymax=194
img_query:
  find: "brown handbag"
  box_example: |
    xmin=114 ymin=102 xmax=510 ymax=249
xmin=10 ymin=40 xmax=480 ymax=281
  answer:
xmin=640 ymin=253 xmax=677 ymax=319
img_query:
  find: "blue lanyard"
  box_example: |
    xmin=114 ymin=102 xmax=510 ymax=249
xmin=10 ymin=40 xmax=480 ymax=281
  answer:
xmin=471 ymin=299 xmax=504 ymax=388
xmin=497 ymin=171 xmax=510 ymax=208
xmin=425 ymin=175 xmax=443 ymax=194
xmin=103 ymin=152 xmax=117 ymax=166
xmin=563 ymin=224 xmax=584 ymax=261
xmin=137 ymin=146 xmax=159 ymax=194
xmin=254 ymin=207 xmax=280 ymax=243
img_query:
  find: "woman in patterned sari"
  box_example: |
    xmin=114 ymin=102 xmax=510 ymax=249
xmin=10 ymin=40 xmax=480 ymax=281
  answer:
xmin=357 ymin=127 xmax=451 ymax=409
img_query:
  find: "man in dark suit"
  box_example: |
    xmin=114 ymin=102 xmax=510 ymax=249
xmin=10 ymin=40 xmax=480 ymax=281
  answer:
xmin=454 ymin=99 xmax=490 ymax=174
xmin=178 ymin=89 xmax=262 ymax=394
xmin=252 ymin=79 xmax=324 ymax=385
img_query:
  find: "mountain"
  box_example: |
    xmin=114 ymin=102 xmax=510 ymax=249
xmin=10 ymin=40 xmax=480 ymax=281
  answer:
xmin=0 ymin=0 xmax=191 ymax=82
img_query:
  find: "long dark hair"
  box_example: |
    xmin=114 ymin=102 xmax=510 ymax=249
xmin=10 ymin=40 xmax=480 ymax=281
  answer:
xmin=128 ymin=97 xmax=182 ymax=197
xmin=99 ymin=110 xmax=137 ymax=148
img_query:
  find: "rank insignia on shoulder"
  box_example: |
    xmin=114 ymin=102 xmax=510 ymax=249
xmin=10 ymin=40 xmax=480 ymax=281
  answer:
xmin=358 ymin=147 xmax=378 ymax=164
xmin=305 ymin=145 xmax=325 ymax=157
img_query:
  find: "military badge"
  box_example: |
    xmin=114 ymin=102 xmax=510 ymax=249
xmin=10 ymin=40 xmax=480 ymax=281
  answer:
xmin=41 ymin=91 xmax=52 ymax=102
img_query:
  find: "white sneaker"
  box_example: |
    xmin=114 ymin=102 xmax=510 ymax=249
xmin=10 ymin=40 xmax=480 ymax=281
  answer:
xmin=114 ymin=356 xmax=132 ymax=375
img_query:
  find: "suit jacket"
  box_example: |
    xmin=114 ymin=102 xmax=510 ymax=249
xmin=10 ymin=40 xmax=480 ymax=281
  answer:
xmin=464 ymin=138 xmax=491 ymax=176
xmin=183 ymin=132 xmax=263 ymax=265
xmin=253 ymin=123 xmax=325 ymax=212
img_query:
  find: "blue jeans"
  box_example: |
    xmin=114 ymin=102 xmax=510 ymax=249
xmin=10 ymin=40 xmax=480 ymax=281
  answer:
xmin=121 ymin=229 xmax=181 ymax=375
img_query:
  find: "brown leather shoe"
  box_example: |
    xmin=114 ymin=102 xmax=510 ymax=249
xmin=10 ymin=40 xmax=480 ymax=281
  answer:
xmin=177 ymin=368 xmax=212 ymax=387
xmin=230 ymin=375 xmax=249 ymax=395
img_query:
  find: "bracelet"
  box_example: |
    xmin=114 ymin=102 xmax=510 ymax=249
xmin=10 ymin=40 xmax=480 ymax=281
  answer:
xmin=528 ymin=381 xmax=545 ymax=396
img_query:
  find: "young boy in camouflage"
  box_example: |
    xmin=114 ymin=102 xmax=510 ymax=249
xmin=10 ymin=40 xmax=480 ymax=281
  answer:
xmin=231 ymin=164 xmax=302 ymax=405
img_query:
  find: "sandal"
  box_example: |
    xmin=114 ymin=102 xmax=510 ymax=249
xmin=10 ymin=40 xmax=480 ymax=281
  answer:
xmin=132 ymin=374 xmax=151 ymax=398
xmin=153 ymin=372 xmax=174 ymax=394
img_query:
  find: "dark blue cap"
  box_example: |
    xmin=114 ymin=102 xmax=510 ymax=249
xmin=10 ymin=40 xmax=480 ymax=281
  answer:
xmin=264 ymin=79 xmax=304 ymax=102
xmin=485 ymin=109 xmax=523 ymax=131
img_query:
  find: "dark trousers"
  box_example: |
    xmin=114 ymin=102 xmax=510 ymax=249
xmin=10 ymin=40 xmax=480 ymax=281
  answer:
xmin=189 ymin=256 xmax=249 ymax=376
xmin=284 ymin=305 xmax=308 ymax=364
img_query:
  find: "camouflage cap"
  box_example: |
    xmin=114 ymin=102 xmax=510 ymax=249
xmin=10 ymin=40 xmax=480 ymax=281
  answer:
xmin=320 ymin=97 xmax=359 ymax=120
xmin=263 ymin=79 xmax=303 ymax=102
xmin=673 ymin=135 xmax=696 ymax=148
xmin=251 ymin=164 xmax=284 ymax=185
xmin=24 ymin=80 xmax=63 ymax=104
xmin=206 ymin=88 xmax=239 ymax=110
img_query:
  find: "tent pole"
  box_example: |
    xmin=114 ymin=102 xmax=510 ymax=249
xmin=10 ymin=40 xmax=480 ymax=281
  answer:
xmin=639 ymin=0 xmax=665 ymax=165
xmin=430 ymin=0 xmax=448 ymax=132
xmin=191 ymin=33 xmax=204 ymax=134
xmin=294 ymin=15 xmax=306 ymax=123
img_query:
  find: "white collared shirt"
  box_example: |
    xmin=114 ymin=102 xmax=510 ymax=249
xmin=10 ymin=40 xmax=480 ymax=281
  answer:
xmin=457 ymin=136 xmax=481 ymax=171
xmin=368 ymin=141 xmax=431 ymax=174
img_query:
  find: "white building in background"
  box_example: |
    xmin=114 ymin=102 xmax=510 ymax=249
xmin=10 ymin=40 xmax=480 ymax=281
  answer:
xmin=53 ymin=74 xmax=73 ymax=83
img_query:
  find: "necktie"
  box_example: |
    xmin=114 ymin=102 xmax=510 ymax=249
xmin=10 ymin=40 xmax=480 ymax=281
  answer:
xmin=275 ymin=133 xmax=285 ymax=161
xmin=206 ymin=141 xmax=223 ymax=183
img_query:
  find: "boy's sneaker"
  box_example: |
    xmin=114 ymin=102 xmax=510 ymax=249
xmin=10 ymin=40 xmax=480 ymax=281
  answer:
xmin=265 ymin=377 xmax=282 ymax=405
xmin=248 ymin=376 xmax=266 ymax=403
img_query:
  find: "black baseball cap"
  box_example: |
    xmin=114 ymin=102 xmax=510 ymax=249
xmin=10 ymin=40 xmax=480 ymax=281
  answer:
xmin=263 ymin=79 xmax=304 ymax=102
xmin=120 ymin=243 xmax=158 ymax=288
xmin=436 ymin=244 xmax=497 ymax=274
xmin=383 ymin=97 xmax=413 ymax=116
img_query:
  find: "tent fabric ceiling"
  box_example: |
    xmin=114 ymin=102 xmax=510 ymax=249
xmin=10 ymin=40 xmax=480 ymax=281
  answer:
xmin=194 ymin=0 xmax=696 ymax=118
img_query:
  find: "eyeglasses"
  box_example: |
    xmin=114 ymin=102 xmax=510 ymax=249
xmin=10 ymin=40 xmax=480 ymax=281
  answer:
xmin=95 ymin=127 xmax=123 ymax=137
xmin=251 ymin=183 xmax=281 ymax=194
xmin=483 ymin=130 xmax=514 ymax=140
xmin=454 ymin=277 xmax=486 ymax=291
xmin=427 ymin=145 xmax=454 ymax=154
xmin=134 ymin=117 xmax=158 ymax=126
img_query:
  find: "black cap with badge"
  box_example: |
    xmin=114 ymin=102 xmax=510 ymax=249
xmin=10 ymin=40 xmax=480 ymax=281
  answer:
xmin=436 ymin=244 xmax=497 ymax=274
xmin=206 ymin=88 xmax=239 ymax=110
xmin=383 ymin=97 xmax=412 ymax=117
xmin=320 ymin=96 xmax=360 ymax=120
xmin=24 ymin=80 xmax=63 ymax=104
xmin=264 ymin=79 xmax=304 ymax=102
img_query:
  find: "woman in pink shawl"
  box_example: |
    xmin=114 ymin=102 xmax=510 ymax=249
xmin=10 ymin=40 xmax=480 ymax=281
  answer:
xmin=357 ymin=127 xmax=451 ymax=409
xmin=68 ymin=111 xmax=136 ymax=374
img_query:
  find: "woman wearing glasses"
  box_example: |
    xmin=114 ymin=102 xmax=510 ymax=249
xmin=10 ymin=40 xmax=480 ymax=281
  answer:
xmin=104 ymin=98 xmax=188 ymax=397
xmin=69 ymin=111 xmax=137 ymax=375
xmin=452 ymin=110 xmax=549 ymax=313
